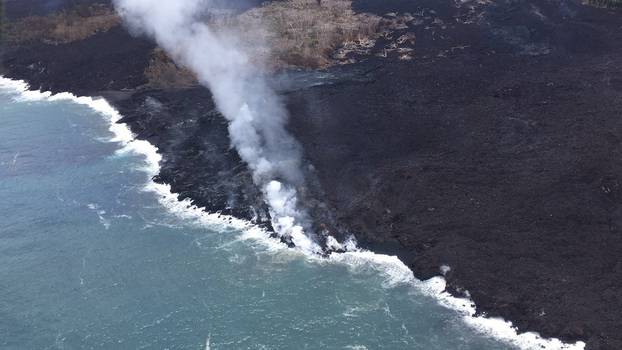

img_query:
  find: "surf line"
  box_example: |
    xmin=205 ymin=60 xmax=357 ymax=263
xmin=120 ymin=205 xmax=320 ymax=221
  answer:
xmin=0 ymin=76 xmax=585 ymax=350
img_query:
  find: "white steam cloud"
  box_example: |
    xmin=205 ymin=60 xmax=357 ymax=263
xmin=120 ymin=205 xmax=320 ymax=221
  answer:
xmin=113 ymin=0 xmax=321 ymax=253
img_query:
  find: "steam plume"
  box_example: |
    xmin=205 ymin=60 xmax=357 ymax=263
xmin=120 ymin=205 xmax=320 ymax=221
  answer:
xmin=113 ymin=0 xmax=321 ymax=253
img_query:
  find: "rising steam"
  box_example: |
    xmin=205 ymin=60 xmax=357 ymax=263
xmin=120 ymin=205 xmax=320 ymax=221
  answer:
xmin=113 ymin=0 xmax=321 ymax=253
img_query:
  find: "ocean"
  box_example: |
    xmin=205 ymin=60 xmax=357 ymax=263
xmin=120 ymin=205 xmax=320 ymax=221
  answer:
xmin=0 ymin=78 xmax=582 ymax=350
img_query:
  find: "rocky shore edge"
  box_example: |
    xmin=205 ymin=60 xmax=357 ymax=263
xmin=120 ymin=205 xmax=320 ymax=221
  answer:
xmin=3 ymin=0 xmax=622 ymax=349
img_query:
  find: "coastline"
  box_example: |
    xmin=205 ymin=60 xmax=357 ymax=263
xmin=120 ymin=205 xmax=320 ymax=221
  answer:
xmin=3 ymin=0 xmax=622 ymax=348
xmin=0 ymin=75 xmax=586 ymax=350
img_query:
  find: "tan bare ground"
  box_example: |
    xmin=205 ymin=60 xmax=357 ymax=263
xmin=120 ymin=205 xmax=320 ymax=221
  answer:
xmin=5 ymin=4 xmax=120 ymax=45
xmin=236 ymin=0 xmax=383 ymax=68
xmin=4 ymin=1 xmax=413 ymax=87
xmin=146 ymin=0 xmax=388 ymax=87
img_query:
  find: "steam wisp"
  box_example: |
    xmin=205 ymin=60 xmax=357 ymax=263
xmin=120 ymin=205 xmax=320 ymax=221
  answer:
xmin=113 ymin=0 xmax=321 ymax=253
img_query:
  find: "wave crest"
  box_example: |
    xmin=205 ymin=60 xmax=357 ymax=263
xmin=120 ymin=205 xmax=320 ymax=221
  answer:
xmin=0 ymin=76 xmax=585 ymax=350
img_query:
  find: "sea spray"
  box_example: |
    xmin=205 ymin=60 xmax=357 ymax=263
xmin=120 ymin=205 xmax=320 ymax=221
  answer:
xmin=112 ymin=0 xmax=321 ymax=253
xmin=0 ymin=76 xmax=585 ymax=350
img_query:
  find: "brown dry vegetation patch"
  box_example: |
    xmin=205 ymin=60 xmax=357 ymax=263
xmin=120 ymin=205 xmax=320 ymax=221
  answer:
xmin=4 ymin=4 xmax=120 ymax=44
xmin=144 ymin=0 xmax=393 ymax=87
xmin=144 ymin=0 xmax=418 ymax=88
xmin=144 ymin=48 xmax=198 ymax=88
xmin=2 ymin=0 xmax=414 ymax=87
xmin=236 ymin=0 xmax=384 ymax=68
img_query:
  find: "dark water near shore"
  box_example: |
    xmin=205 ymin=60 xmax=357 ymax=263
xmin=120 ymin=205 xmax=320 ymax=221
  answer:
xmin=0 ymin=87 xmax=517 ymax=349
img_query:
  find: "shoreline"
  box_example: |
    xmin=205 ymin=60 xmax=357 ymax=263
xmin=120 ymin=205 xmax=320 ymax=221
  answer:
xmin=3 ymin=0 xmax=622 ymax=348
xmin=0 ymin=75 xmax=586 ymax=350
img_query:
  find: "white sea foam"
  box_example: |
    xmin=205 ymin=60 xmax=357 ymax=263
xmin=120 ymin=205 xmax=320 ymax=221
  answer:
xmin=0 ymin=76 xmax=585 ymax=350
xmin=204 ymin=334 xmax=211 ymax=350
xmin=329 ymin=250 xmax=585 ymax=350
xmin=114 ymin=0 xmax=318 ymax=256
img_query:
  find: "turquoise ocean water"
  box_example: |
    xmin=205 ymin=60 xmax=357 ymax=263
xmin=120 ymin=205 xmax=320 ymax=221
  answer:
xmin=0 ymin=81 xmax=571 ymax=350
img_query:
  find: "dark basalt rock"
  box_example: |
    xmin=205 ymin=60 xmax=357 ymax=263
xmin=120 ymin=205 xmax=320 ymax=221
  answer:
xmin=286 ymin=1 xmax=622 ymax=348
xmin=3 ymin=0 xmax=622 ymax=349
xmin=112 ymin=88 xmax=273 ymax=227
xmin=3 ymin=0 xmax=105 ymax=19
xmin=1 ymin=26 xmax=154 ymax=95
xmin=110 ymin=85 xmax=345 ymax=246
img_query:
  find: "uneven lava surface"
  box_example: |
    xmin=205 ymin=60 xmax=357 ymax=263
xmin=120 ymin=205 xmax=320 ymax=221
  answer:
xmin=287 ymin=1 xmax=622 ymax=348
xmin=2 ymin=0 xmax=622 ymax=349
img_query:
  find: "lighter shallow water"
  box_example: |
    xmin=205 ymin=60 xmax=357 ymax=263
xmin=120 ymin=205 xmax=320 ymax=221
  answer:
xmin=0 ymin=83 xmax=574 ymax=350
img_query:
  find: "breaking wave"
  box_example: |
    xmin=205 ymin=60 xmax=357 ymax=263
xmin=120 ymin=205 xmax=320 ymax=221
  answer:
xmin=0 ymin=76 xmax=585 ymax=350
